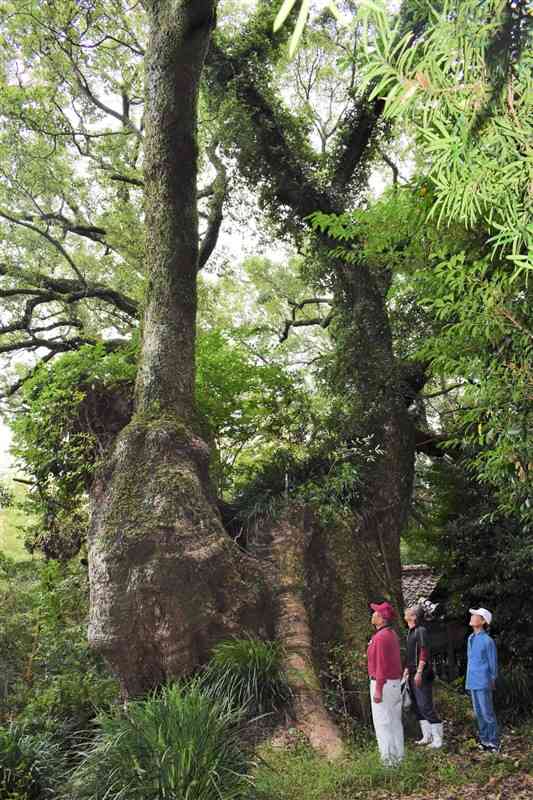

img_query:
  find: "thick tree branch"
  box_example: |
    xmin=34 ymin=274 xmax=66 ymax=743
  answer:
xmin=280 ymin=309 xmax=334 ymax=342
xmin=110 ymin=174 xmax=144 ymax=187
xmin=198 ymin=142 xmax=227 ymax=270
xmin=207 ymin=40 xmax=339 ymax=226
xmin=20 ymin=211 xmax=108 ymax=244
xmin=206 ymin=6 xmax=384 ymax=233
xmin=331 ymin=98 xmax=386 ymax=190
xmin=0 ymin=264 xmax=139 ymax=319
xmin=0 ymin=335 xmax=94 ymax=355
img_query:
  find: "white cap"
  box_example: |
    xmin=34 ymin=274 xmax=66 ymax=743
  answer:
xmin=469 ymin=607 xmax=492 ymax=625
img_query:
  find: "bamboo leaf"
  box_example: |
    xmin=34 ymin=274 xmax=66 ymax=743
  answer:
xmin=289 ymin=0 xmax=311 ymax=57
xmin=273 ymin=0 xmax=298 ymax=33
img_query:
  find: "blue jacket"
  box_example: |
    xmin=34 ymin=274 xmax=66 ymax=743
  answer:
xmin=465 ymin=630 xmax=498 ymax=690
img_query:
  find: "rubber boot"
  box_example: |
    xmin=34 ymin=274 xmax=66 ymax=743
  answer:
xmin=416 ymin=719 xmax=432 ymax=745
xmin=429 ymin=722 xmax=444 ymax=748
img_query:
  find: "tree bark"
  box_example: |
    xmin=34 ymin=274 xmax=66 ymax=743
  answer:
xmin=332 ymin=261 xmax=414 ymax=613
xmin=87 ymin=0 xmax=268 ymax=697
xmin=135 ymin=0 xmax=211 ymax=417
xmin=251 ymin=507 xmax=344 ymax=760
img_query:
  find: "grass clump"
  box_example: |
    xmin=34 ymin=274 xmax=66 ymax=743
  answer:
xmin=0 ymin=722 xmax=66 ymax=799
xmin=66 ymin=681 xmax=252 ymax=800
xmin=253 ymin=734 xmax=527 ymax=800
xmin=200 ymin=637 xmax=291 ymax=716
xmin=253 ymin=744 xmax=439 ymax=800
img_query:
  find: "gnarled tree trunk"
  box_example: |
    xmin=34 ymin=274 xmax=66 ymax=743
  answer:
xmin=87 ymin=1 xmax=414 ymax=760
xmin=87 ymin=0 xmax=268 ymax=697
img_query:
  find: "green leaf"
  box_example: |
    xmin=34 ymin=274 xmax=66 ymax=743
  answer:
xmin=273 ymin=0 xmax=298 ymax=33
xmin=289 ymin=0 xmax=311 ymax=57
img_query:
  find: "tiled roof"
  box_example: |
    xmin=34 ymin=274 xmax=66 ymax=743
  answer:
xmin=402 ymin=564 xmax=440 ymax=608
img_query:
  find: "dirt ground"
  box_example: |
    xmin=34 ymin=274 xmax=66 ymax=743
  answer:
xmin=371 ymin=724 xmax=533 ymax=800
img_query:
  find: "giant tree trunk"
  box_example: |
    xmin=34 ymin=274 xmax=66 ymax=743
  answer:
xmin=87 ymin=0 xmax=267 ymax=697
xmin=87 ymin=1 xmax=414 ymax=750
xmin=204 ymin=4 xmax=415 ymax=625
xmin=332 ymin=261 xmax=415 ymax=615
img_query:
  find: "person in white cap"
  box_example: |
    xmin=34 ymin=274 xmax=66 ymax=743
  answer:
xmin=466 ymin=608 xmax=500 ymax=752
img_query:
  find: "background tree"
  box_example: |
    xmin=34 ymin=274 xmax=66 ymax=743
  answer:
xmin=205 ymin=0 xmax=422 ymax=624
xmin=355 ymin=0 xmax=532 ymax=523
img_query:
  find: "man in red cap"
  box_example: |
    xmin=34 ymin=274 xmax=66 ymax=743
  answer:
xmin=367 ymin=601 xmax=404 ymax=765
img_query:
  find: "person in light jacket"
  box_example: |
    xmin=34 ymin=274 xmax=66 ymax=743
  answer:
xmin=367 ymin=601 xmax=404 ymax=766
xmin=403 ymin=606 xmax=443 ymax=748
xmin=466 ymin=607 xmax=499 ymax=752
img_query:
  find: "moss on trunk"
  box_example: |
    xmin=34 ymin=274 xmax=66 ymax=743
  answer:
xmin=89 ymin=416 xmax=269 ymax=696
xmin=250 ymin=506 xmax=344 ymax=759
xmin=88 ymin=1 xmax=269 ymax=696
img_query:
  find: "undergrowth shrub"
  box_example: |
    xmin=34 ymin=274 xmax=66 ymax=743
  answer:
xmin=0 ymin=722 xmax=65 ymax=800
xmin=0 ymin=557 xmax=118 ymax=731
xmin=66 ymin=681 xmax=252 ymax=800
xmin=495 ymin=663 xmax=533 ymax=721
xmin=200 ymin=638 xmax=291 ymax=716
xmin=323 ymin=645 xmax=373 ymax=737
xmin=430 ymin=680 xmax=472 ymax=728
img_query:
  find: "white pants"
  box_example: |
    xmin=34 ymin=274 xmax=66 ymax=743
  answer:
xmin=370 ymin=679 xmax=404 ymax=765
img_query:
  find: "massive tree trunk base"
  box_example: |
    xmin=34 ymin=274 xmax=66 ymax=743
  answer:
xmin=88 ymin=414 xmax=269 ymax=697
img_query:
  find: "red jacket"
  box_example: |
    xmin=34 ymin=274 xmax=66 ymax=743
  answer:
xmin=367 ymin=625 xmax=403 ymax=691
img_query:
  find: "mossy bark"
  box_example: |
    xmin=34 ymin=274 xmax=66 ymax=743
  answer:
xmin=250 ymin=506 xmax=344 ymax=760
xmin=87 ymin=1 xmax=269 ymax=695
xmin=331 ymin=261 xmax=415 ymax=613
xmin=89 ymin=416 xmax=268 ymax=696
xmin=135 ymin=0 xmax=214 ymax=418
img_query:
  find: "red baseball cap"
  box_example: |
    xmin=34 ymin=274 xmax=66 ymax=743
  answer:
xmin=370 ymin=601 xmax=396 ymax=620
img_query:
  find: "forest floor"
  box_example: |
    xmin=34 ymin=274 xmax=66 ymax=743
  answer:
xmin=252 ymin=714 xmax=533 ymax=800
xmin=370 ymin=724 xmax=533 ymax=800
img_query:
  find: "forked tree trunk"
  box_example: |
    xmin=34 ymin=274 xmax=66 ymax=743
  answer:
xmin=204 ymin=2 xmax=415 ymax=629
xmin=87 ymin=0 xmax=268 ymax=697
